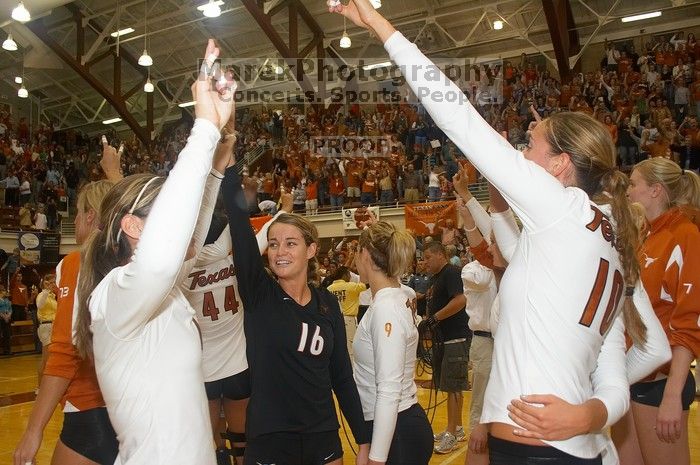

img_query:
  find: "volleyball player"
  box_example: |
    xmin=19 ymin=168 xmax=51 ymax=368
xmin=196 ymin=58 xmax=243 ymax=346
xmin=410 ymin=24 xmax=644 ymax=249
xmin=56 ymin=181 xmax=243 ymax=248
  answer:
xmin=329 ymin=2 xmax=645 ymax=463
xmin=616 ymin=158 xmax=700 ymax=465
xmin=180 ymin=133 xmax=293 ymax=464
xmin=73 ymin=39 xmax=235 ymax=465
xmin=222 ymin=163 xmax=370 ymax=464
xmin=13 ymin=150 xmax=119 ymax=465
xmin=351 ymin=220 xmax=433 ymax=465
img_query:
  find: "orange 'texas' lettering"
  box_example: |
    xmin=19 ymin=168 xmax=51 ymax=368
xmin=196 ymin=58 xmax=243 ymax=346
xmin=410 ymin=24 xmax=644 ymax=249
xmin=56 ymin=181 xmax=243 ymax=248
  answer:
xmin=586 ymin=205 xmax=616 ymax=247
xmin=188 ymin=264 xmax=236 ymax=290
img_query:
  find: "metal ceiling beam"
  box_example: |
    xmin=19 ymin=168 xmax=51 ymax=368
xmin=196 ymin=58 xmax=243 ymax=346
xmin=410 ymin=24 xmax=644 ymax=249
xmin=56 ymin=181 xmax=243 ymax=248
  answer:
xmin=240 ymin=0 xmax=325 ymax=104
xmin=541 ymin=0 xmax=580 ymax=81
xmin=26 ymin=8 xmax=153 ymax=145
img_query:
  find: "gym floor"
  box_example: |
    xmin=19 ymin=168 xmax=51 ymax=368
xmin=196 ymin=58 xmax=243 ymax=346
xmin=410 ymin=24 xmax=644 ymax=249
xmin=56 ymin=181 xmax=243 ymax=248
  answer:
xmin=1 ymin=354 xmax=698 ymax=464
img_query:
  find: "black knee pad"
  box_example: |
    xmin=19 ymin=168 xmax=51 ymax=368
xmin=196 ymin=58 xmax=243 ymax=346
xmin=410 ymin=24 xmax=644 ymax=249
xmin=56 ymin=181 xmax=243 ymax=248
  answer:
xmin=222 ymin=430 xmax=246 ymax=457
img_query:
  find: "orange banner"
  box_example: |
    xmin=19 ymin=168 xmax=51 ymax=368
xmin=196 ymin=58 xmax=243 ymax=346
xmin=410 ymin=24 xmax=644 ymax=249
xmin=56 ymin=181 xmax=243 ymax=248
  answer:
xmin=250 ymin=215 xmax=273 ymax=233
xmin=404 ymin=201 xmax=457 ymax=236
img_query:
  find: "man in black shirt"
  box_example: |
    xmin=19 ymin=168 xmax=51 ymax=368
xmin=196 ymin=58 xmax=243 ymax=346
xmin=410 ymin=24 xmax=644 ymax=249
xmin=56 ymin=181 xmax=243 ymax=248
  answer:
xmin=424 ymin=241 xmax=469 ymax=454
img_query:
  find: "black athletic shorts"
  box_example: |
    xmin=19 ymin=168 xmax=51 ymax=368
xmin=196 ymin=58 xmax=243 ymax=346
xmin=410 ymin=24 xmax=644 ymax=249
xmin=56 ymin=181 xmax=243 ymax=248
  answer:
xmin=366 ymin=403 xmax=432 ymax=465
xmin=630 ymin=371 xmax=696 ymax=410
xmin=60 ymin=407 xmax=119 ymax=465
xmin=488 ymin=436 xmax=602 ymax=465
xmin=244 ymin=430 xmax=343 ymax=465
xmin=205 ymin=369 xmax=251 ymax=401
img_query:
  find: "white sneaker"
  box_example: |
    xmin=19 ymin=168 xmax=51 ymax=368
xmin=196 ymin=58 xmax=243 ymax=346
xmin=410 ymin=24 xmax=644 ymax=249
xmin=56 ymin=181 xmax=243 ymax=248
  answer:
xmin=434 ymin=426 xmax=465 ymax=442
xmin=434 ymin=431 xmax=457 ymax=454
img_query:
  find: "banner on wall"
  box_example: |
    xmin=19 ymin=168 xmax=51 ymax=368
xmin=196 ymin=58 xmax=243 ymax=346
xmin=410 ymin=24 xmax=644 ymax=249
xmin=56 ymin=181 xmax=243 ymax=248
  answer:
xmin=404 ymin=201 xmax=457 ymax=236
xmin=17 ymin=231 xmax=62 ymax=265
xmin=250 ymin=215 xmax=273 ymax=234
xmin=17 ymin=232 xmax=42 ymax=265
xmin=342 ymin=206 xmax=380 ymax=231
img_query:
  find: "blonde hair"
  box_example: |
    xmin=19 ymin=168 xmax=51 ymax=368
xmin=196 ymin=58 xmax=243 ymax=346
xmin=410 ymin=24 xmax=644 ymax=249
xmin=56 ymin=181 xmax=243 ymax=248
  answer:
xmin=76 ymin=180 xmax=116 ymax=215
xmin=542 ymin=112 xmax=647 ymax=346
xmin=633 ymin=158 xmax=700 ymax=209
xmin=42 ymin=273 xmax=57 ymax=289
xmin=268 ymin=213 xmax=320 ymax=285
xmin=359 ymin=221 xmax=415 ymax=278
xmin=75 ymin=174 xmax=165 ymax=358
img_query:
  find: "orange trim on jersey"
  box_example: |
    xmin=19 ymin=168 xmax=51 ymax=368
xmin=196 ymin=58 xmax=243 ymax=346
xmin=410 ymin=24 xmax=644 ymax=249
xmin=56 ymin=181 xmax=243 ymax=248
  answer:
xmin=469 ymin=240 xmax=494 ymax=270
xmin=43 ymin=251 xmax=106 ymax=411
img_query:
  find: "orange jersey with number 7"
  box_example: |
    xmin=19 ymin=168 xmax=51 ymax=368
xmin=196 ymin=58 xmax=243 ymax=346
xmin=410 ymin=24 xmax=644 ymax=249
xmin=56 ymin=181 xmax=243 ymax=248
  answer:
xmin=639 ymin=207 xmax=700 ymax=378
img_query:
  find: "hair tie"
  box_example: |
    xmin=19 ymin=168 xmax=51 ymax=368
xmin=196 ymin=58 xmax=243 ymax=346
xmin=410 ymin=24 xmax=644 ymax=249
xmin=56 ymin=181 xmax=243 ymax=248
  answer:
xmin=625 ymin=286 xmax=635 ymax=297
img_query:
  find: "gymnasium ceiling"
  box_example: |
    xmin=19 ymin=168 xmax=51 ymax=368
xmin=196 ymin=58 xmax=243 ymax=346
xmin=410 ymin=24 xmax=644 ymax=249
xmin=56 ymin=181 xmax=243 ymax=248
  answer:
xmin=1 ymin=0 xmax=699 ymax=136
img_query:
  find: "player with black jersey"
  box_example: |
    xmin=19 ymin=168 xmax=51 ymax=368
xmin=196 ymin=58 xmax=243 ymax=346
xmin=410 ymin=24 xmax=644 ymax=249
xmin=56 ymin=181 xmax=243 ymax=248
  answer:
xmin=222 ymin=166 xmax=371 ymax=465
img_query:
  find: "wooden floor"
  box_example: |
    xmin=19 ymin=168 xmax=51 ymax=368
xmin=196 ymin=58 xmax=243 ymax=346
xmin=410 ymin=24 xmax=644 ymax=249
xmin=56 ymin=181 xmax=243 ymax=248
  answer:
xmin=1 ymin=354 xmax=698 ymax=465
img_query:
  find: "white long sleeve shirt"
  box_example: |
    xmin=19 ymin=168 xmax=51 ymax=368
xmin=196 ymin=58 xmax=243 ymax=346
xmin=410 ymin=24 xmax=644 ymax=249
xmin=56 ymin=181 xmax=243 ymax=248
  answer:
xmin=89 ymin=119 xmax=220 ymax=465
xmin=353 ymin=287 xmax=419 ymax=462
xmin=385 ymin=32 xmax=629 ymax=458
xmin=461 ymin=261 xmax=497 ymax=333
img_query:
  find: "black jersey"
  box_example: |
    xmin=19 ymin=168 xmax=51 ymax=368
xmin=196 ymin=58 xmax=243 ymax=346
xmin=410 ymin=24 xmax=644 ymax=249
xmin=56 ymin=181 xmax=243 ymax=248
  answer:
xmin=223 ymin=167 xmax=370 ymax=444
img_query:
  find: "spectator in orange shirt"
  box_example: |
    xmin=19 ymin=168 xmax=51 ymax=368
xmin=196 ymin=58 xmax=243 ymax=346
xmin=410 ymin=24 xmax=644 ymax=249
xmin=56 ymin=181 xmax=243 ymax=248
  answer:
xmin=10 ymin=270 xmax=29 ymax=321
xmin=347 ymin=166 xmax=362 ymax=203
xmin=361 ymin=173 xmax=377 ymax=205
xmin=329 ymin=169 xmax=345 ymax=209
xmin=305 ymin=176 xmax=319 ymax=215
xmin=604 ymin=115 xmax=618 ymax=145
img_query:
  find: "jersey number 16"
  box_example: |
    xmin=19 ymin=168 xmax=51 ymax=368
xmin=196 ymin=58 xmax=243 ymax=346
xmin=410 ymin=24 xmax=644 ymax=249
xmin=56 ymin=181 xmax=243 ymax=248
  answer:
xmin=202 ymin=285 xmax=239 ymax=321
xmin=297 ymin=322 xmax=325 ymax=355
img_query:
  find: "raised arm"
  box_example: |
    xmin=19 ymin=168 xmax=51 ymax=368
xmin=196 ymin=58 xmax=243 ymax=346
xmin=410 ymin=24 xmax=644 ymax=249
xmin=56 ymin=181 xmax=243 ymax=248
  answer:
xmin=222 ymin=167 xmax=272 ymax=310
xmin=105 ymin=40 xmax=235 ymax=336
xmin=179 ymin=125 xmax=237 ymax=276
xmin=329 ymin=1 xmax=575 ymax=231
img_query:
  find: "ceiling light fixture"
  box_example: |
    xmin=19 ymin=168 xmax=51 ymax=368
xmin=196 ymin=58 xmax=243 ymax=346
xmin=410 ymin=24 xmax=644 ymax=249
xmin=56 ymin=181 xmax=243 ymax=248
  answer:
xmin=362 ymin=61 xmax=391 ymax=71
xmin=178 ymin=101 xmax=196 ymax=108
xmin=339 ymin=16 xmax=351 ymax=48
xmin=17 ymin=85 xmax=28 ymax=98
xmin=15 ymin=76 xmax=22 ymax=84
xmin=369 ymin=0 xmax=381 ymax=8
xmin=200 ymin=0 xmax=223 ymax=18
xmin=111 ymin=27 xmax=135 ymax=38
xmin=3 ymin=34 xmax=18 ymax=51
xmin=139 ymin=0 xmax=153 ymax=66
xmin=11 ymin=2 xmax=31 ymax=23
xmin=144 ymin=69 xmax=154 ymax=92
xmin=493 ymin=20 xmax=503 ymax=30
xmin=621 ymin=11 xmax=661 ymax=22
xmin=103 ymin=117 xmax=123 ymax=124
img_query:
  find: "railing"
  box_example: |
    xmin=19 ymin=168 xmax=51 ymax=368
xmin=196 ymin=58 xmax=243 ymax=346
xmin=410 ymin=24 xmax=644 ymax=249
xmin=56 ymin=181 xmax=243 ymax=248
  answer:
xmin=61 ymin=217 xmax=76 ymax=237
xmin=284 ymin=181 xmax=491 ymax=216
xmin=234 ymin=144 xmax=268 ymax=175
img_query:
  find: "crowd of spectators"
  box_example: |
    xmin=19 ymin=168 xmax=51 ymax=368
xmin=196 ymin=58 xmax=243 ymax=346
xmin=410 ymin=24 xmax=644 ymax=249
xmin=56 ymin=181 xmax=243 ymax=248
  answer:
xmin=1 ymin=30 xmax=698 ymax=231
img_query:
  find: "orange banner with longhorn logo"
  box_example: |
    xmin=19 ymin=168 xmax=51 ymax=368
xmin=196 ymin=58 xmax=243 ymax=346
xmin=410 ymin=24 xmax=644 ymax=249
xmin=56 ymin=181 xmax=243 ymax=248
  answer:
xmin=404 ymin=201 xmax=457 ymax=236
